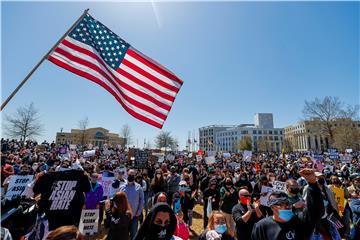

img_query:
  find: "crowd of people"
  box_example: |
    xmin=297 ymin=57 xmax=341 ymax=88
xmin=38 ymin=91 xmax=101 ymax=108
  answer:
xmin=1 ymin=138 xmax=360 ymax=240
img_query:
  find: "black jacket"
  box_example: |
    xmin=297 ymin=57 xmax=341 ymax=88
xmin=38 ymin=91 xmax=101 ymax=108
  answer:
xmin=251 ymin=182 xmax=324 ymax=240
xmin=105 ymin=210 xmax=131 ymax=240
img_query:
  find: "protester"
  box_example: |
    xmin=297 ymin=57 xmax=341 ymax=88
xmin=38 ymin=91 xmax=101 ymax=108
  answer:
xmin=286 ymin=179 xmax=306 ymax=215
xmin=134 ymin=202 xmax=180 ymax=240
xmin=232 ymin=188 xmax=262 ymax=240
xmin=119 ymin=169 xmax=144 ymax=240
xmin=199 ymin=211 xmax=234 ymax=240
xmin=174 ymin=211 xmax=190 ymax=240
xmin=167 ymin=166 xmax=181 ymax=205
xmin=203 ymin=178 xmax=220 ymax=228
xmin=46 ymin=225 xmax=84 ymax=240
xmin=85 ymin=173 xmax=104 ymax=209
xmin=251 ymin=168 xmax=324 ymax=240
xmin=220 ymin=177 xmax=238 ymax=233
xmin=104 ymin=192 xmax=132 ymax=240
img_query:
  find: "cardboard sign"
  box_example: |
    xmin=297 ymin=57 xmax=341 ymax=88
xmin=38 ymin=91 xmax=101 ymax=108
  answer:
xmin=272 ymin=181 xmax=286 ymax=192
xmin=205 ymin=156 xmax=216 ymax=165
xmin=5 ymin=175 xmax=34 ymax=199
xmin=243 ymin=150 xmax=252 ymax=161
xmin=100 ymin=176 xmax=115 ymax=197
xmin=260 ymin=186 xmax=274 ymax=206
xmin=79 ymin=209 xmax=99 ymax=235
xmin=83 ymin=150 xmax=96 ymax=158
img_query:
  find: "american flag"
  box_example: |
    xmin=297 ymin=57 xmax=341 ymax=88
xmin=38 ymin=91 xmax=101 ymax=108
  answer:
xmin=48 ymin=13 xmax=183 ymax=128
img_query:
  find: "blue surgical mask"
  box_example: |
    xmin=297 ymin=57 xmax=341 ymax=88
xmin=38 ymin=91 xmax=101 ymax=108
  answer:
xmin=278 ymin=209 xmax=294 ymax=222
xmin=323 ymin=200 xmax=329 ymax=207
xmin=214 ymin=224 xmax=227 ymax=234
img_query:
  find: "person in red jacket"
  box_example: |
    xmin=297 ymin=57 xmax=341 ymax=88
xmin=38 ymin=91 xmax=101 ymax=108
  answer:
xmin=174 ymin=211 xmax=189 ymax=240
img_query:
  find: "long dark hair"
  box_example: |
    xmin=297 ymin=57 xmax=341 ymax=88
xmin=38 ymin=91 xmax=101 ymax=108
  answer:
xmin=135 ymin=203 xmax=177 ymax=240
xmin=112 ymin=192 xmax=132 ymax=218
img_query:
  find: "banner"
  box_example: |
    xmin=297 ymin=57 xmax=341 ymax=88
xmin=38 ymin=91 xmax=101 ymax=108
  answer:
xmin=78 ymin=209 xmax=99 ymax=235
xmin=5 ymin=175 xmax=34 ymax=199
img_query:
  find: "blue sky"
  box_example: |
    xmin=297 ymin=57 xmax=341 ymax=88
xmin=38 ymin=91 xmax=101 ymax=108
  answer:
xmin=1 ymin=1 xmax=359 ymax=149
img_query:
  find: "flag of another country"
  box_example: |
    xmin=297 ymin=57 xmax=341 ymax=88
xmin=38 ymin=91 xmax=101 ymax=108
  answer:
xmin=48 ymin=13 xmax=183 ymax=128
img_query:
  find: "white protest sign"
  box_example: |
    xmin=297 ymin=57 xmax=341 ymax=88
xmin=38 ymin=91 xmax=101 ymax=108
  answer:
xmin=188 ymin=153 xmax=193 ymax=158
xmin=207 ymin=151 xmax=216 ymax=157
xmin=272 ymin=181 xmax=287 ymax=192
xmin=243 ymin=150 xmax=252 ymax=161
xmin=158 ymin=156 xmax=165 ymax=163
xmin=205 ymin=156 xmax=216 ymax=165
xmin=260 ymin=186 xmax=274 ymax=207
xmin=100 ymin=176 xmax=115 ymax=197
xmin=83 ymin=150 xmax=96 ymax=158
xmin=166 ymin=154 xmax=175 ymax=161
xmin=196 ymin=155 xmax=203 ymax=161
xmin=340 ymin=154 xmax=352 ymax=163
xmin=5 ymin=175 xmax=34 ymax=199
xmin=79 ymin=209 xmax=99 ymax=235
xmin=345 ymin=149 xmax=353 ymax=153
xmin=223 ymin=153 xmax=231 ymax=158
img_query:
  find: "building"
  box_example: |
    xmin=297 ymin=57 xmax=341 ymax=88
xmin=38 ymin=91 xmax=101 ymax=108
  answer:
xmin=199 ymin=113 xmax=284 ymax=152
xmin=199 ymin=125 xmax=236 ymax=151
xmin=284 ymin=119 xmax=360 ymax=152
xmin=56 ymin=127 xmax=125 ymax=147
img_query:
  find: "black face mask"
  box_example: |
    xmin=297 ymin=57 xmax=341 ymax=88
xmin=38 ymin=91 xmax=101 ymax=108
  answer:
xmin=127 ymin=175 xmax=135 ymax=182
xmin=289 ymin=188 xmax=300 ymax=195
xmin=318 ymin=178 xmax=325 ymax=185
xmin=150 ymin=224 xmax=171 ymax=240
xmin=20 ymin=170 xmax=29 ymax=175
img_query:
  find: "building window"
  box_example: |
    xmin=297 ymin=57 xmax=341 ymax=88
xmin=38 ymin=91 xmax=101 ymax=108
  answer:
xmin=253 ymin=130 xmax=257 ymax=134
xmin=269 ymin=130 xmax=273 ymax=134
xmin=274 ymin=130 xmax=278 ymax=135
xmin=280 ymin=131 xmax=283 ymax=135
xmin=258 ymin=130 xmax=262 ymax=134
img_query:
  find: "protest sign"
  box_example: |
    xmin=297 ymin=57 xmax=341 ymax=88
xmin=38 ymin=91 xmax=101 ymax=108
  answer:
xmin=166 ymin=154 xmax=175 ymax=161
xmin=196 ymin=155 xmax=203 ymax=161
xmin=331 ymin=186 xmax=345 ymax=215
xmin=272 ymin=181 xmax=287 ymax=192
xmin=79 ymin=209 xmax=99 ymax=235
xmin=133 ymin=149 xmax=149 ymax=168
xmin=188 ymin=153 xmax=193 ymax=158
xmin=207 ymin=151 xmax=216 ymax=157
xmin=5 ymin=175 xmax=34 ymax=199
xmin=59 ymin=147 xmax=67 ymax=154
xmin=340 ymin=154 xmax=351 ymax=163
xmin=260 ymin=186 xmax=274 ymax=207
xmin=158 ymin=156 xmax=165 ymax=163
xmin=223 ymin=152 xmax=231 ymax=158
xmin=345 ymin=149 xmax=353 ymax=153
xmin=205 ymin=156 xmax=216 ymax=165
xmin=243 ymin=150 xmax=252 ymax=161
xmin=99 ymin=176 xmax=115 ymax=197
xmin=83 ymin=150 xmax=96 ymax=158
xmin=328 ymin=149 xmax=339 ymax=160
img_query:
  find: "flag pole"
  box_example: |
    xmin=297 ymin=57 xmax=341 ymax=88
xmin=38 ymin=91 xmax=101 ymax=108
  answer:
xmin=1 ymin=9 xmax=90 ymax=111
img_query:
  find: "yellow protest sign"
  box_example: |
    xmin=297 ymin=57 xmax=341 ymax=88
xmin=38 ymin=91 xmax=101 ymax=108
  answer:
xmin=331 ymin=186 xmax=345 ymax=215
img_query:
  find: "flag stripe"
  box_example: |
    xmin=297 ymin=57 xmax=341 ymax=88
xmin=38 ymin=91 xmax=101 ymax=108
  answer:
xmin=52 ymin=46 xmax=168 ymax=120
xmin=48 ymin=55 xmax=163 ymax=128
xmin=127 ymin=48 xmax=183 ymax=86
xmin=63 ymin=37 xmax=175 ymax=105
xmin=122 ymin=58 xmax=180 ymax=93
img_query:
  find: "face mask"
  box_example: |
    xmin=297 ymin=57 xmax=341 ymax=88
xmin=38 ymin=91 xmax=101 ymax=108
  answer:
xmin=323 ymin=200 xmax=329 ymax=207
xmin=127 ymin=175 xmax=135 ymax=182
xmin=179 ymin=186 xmax=188 ymax=192
xmin=152 ymin=224 xmax=168 ymax=239
xmin=278 ymin=209 xmax=294 ymax=222
xmin=20 ymin=170 xmax=29 ymax=175
xmin=318 ymin=178 xmax=325 ymax=185
xmin=241 ymin=177 xmax=246 ymax=181
xmin=240 ymin=196 xmax=250 ymax=205
xmin=214 ymin=224 xmax=227 ymax=234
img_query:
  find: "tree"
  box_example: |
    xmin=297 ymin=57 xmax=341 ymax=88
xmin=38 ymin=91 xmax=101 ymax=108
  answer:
xmin=120 ymin=124 xmax=133 ymax=147
xmin=302 ymin=96 xmax=359 ymax=146
xmin=3 ymin=103 xmax=44 ymax=141
xmin=155 ymin=131 xmax=177 ymax=150
xmin=78 ymin=117 xmax=89 ymax=146
xmin=282 ymin=139 xmax=294 ymax=153
xmin=332 ymin=121 xmax=360 ymax=151
xmin=237 ymin=136 xmax=252 ymax=151
xmin=256 ymin=137 xmax=271 ymax=152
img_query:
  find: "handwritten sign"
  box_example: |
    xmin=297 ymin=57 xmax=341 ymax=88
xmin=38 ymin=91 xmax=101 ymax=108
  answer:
xmin=5 ymin=175 xmax=34 ymax=199
xmin=134 ymin=149 xmax=149 ymax=168
xmin=79 ymin=209 xmax=99 ymax=235
xmin=272 ymin=181 xmax=286 ymax=192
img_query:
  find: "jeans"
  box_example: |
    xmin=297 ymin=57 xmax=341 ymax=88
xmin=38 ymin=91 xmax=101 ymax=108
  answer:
xmin=129 ymin=216 xmax=138 ymax=240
